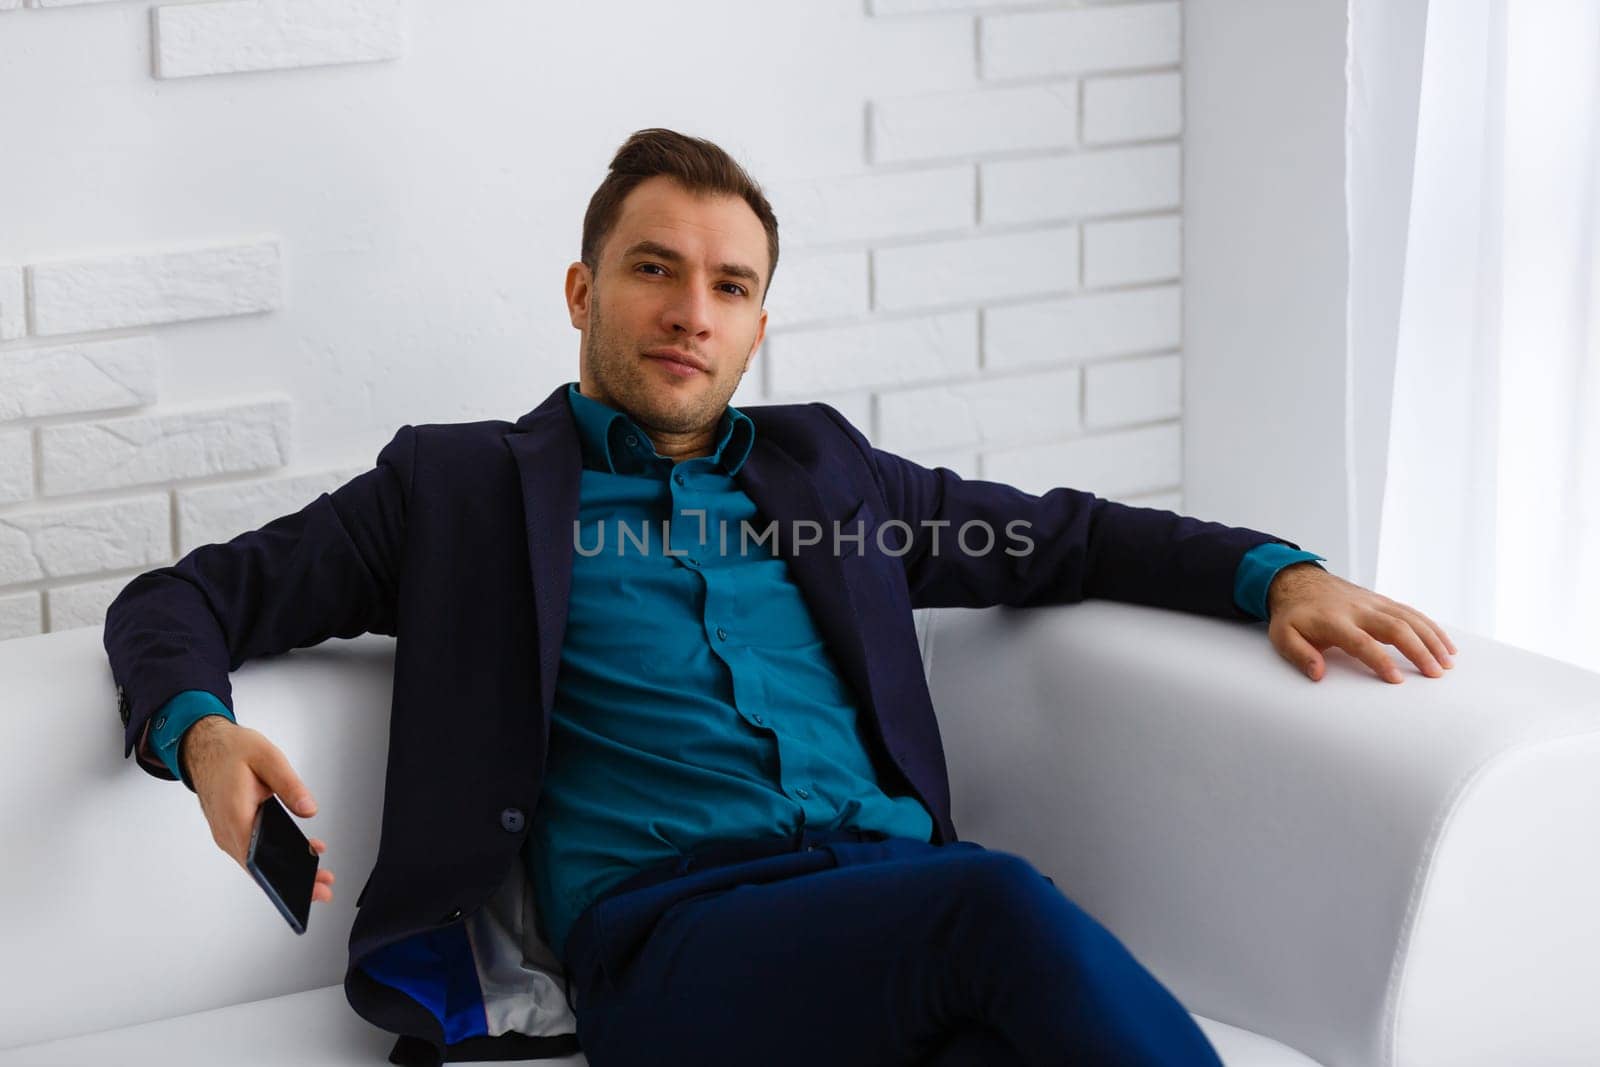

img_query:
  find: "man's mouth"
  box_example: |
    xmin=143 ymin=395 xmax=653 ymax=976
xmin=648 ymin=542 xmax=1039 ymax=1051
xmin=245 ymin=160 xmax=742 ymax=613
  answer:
xmin=642 ymin=349 xmax=707 ymax=376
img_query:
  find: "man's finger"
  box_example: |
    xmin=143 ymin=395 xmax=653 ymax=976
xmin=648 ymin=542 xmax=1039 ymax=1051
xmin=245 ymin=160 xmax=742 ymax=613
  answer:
xmin=1388 ymin=605 xmax=1454 ymax=668
xmin=1369 ymin=610 xmax=1444 ymax=678
xmin=1338 ymin=622 xmax=1403 ymax=683
xmin=1276 ymin=623 xmax=1326 ymax=680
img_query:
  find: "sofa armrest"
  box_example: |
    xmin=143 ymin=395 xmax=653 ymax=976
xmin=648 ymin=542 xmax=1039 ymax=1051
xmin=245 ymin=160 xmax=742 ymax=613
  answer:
xmin=920 ymin=601 xmax=1600 ymax=1067
xmin=0 ymin=625 xmax=396 ymax=1050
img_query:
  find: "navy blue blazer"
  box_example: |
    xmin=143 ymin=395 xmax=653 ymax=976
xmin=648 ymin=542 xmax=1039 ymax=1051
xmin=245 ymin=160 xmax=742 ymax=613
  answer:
xmin=104 ymin=380 xmax=1300 ymax=1058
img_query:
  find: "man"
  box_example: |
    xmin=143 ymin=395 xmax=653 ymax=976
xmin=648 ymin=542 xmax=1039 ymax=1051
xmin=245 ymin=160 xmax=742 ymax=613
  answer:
xmin=105 ymin=128 xmax=1457 ymax=1067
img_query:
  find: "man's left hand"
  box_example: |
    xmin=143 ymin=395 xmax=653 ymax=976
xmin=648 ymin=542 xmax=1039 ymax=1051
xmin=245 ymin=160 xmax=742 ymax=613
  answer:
xmin=1266 ymin=562 xmax=1458 ymax=683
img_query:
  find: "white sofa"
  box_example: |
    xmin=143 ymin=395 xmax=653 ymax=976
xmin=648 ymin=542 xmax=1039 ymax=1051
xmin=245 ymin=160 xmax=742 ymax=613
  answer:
xmin=2 ymin=600 xmax=1598 ymax=1066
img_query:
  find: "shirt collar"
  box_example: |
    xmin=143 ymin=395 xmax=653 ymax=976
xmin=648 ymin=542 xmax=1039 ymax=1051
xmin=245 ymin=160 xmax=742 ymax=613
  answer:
xmin=564 ymin=381 xmax=755 ymax=476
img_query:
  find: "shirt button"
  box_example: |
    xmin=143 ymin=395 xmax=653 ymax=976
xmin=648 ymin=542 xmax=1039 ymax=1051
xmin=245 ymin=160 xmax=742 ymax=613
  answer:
xmin=752 ymin=713 xmax=765 ymax=726
xmin=716 ymin=627 xmax=728 ymax=641
xmin=153 ymin=717 xmax=166 ymax=729
xmin=624 ymin=435 xmax=638 ymax=448
xmin=686 ymin=557 xmax=699 ymax=567
xmin=674 ymin=473 xmax=686 ymax=485
xmin=796 ymin=788 xmax=811 ymax=799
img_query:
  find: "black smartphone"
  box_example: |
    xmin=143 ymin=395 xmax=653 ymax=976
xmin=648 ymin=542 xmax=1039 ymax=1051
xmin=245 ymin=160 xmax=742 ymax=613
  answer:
xmin=246 ymin=795 xmax=319 ymax=935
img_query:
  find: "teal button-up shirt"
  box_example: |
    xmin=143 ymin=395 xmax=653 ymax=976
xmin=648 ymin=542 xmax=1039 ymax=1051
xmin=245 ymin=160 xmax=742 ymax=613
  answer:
xmin=146 ymin=390 xmax=1325 ymax=952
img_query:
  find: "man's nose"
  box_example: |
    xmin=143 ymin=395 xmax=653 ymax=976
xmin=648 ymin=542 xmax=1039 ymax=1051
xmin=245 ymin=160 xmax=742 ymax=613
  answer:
xmin=664 ymin=283 xmax=714 ymax=337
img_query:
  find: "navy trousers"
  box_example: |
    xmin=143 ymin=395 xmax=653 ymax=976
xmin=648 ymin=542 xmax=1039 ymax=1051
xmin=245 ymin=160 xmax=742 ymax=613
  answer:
xmin=560 ymin=827 xmax=1224 ymax=1067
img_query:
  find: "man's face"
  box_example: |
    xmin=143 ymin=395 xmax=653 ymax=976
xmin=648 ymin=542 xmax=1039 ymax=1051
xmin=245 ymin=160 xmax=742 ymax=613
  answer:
xmin=566 ymin=174 xmax=769 ymax=441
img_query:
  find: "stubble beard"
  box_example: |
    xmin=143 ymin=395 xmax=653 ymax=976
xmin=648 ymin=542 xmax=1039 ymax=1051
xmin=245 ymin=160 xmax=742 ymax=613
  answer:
xmin=582 ymin=288 xmax=740 ymax=437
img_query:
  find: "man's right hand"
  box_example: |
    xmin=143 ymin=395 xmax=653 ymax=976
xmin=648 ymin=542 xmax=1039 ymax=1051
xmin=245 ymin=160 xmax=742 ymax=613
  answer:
xmin=179 ymin=716 xmax=338 ymax=905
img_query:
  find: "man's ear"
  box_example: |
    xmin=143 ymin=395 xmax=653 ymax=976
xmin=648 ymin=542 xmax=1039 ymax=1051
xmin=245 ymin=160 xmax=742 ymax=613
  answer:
xmin=565 ymin=262 xmax=591 ymax=330
xmin=744 ymin=308 xmax=768 ymax=373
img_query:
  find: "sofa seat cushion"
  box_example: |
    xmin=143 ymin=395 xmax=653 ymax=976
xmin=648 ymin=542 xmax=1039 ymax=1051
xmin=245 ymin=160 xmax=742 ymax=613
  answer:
xmin=0 ymin=983 xmax=1318 ymax=1066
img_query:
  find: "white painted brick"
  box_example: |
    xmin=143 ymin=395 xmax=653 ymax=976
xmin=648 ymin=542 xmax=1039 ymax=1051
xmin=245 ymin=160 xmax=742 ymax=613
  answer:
xmin=869 ymin=0 xmax=1032 ymax=13
xmin=0 ymin=592 xmax=41 ymax=641
xmin=176 ymin=464 xmax=365 ymax=553
xmin=874 ymin=227 xmax=1078 ymax=313
xmin=1119 ymin=488 xmax=1183 ymax=511
xmin=39 ymin=398 xmax=292 ymax=496
xmin=28 ymin=241 xmax=282 ymax=336
xmin=766 ymin=250 xmax=869 ymax=328
xmin=982 ymin=145 xmax=1181 ymax=226
xmin=0 ymin=336 xmax=158 ymax=422
xmin=982 ymin=422 xmax=1180 ymax=499
xmin=1084 ymin=353 xmax=1182 ymax=428
xmin=155 ymin=0 xmax=405 ymax=79
xmin=0 ymin=430 xmax=32 ymax=505
xmin=769 ymin=167 xmax=974 ymax=247
xmin=982 ymin=3 xmax=1181 ymax=81
xmin=0 ymin=1 xmax=26 ymax=13
xmin=767 ymin=312 xmax=978 ymax=398
xmin=871 ymin=83 xmax=1077 ymax=165
xmin=1083 ymin=216 xmax=1181 ymax=288
xmin=46 ymin=575 xmax=135 ymax=632
xmin=31 ymin=1 xmax=125 ymax=7
xmin=877 ymin=367 xmax=1081 ymax=452
xmin=0 ymin=266 xmax=23 ymax=340
xmin=986 ymin=285 xmax=1181 ymax=369
xmin=0 ymin=494 xmax=169 ymax=586
xmin=1083 ymin=72 xmax=1183 ymax=144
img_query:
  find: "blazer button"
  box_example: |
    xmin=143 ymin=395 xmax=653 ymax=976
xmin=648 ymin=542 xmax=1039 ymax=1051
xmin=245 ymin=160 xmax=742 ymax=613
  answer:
xmin=442 ymin=907 xmax=462 ymax=923
xmin=500 ymin=807 xmax=525 ymax=833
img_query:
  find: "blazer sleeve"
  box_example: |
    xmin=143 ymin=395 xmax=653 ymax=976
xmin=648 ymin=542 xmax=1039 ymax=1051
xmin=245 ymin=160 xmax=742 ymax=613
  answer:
xmin=814 ymin=404 xmax=1304 ymax=620
xmin=104 ymin=424 xmax=415 ymax=783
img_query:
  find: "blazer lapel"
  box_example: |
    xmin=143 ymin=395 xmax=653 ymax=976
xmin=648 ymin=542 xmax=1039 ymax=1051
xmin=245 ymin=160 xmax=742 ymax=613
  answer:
xmin=504 ymin=384 xmax=582 ymax=719
xmin=736 ymin=435 xmax=877 ymax=718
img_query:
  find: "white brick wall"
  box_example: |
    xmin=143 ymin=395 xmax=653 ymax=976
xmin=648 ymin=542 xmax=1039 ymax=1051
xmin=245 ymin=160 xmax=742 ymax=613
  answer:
xmin=767 ymin=312 xmax=979 ymax=398
xmin=177 ymin=465 xmax=365 ymax=554
xmin=981 ymin=3 xmax=1181 ymax=80
xmin=154 ymin=0 xmax=406 ymax=80
xmin=39 ymin=399 xmax=293 ymax=496
xmin=0 ymin=266 xmax=24 ymax=340
xmin=0 ymin=0 xmax=1189 ymax=644
xmin=1084 ymin=353 xmax=1182 ymax=429
xmin=1083 ymin=216 xmax=1182 ymax=288
xmin=28 ymin=241 xmax=282 ymax=336
xmin=986 ymin=286 xmax=1182 ymax=368
xmin=982 ymin=144 xmax=1181 ymax=225
xmin=0 ymin=337 xmax=158 ymax=421
xmin=877 ymin=368 xmax=1082 ymax=453
xmin=984 ymin=422 xmax=1181 ymax=500
xmin=1083 ymin=72 xmax=1183 ymax=144
xmin=0 ymin=430 xmax=33 ymax=505
xmin=768 ymin=167 xmax=974 ymax=248
xmin=873 ymin=226 xmax=1079 ymax=312
xmin=0 ymin=592 xmax=41 ymax=640
xmin=47 ymin=575 xmax=137 ymax=632
xmin=0 ymin=495 xmax=170 ymax=586
xmin=870 ymin=83 xmax=1078 ymax=165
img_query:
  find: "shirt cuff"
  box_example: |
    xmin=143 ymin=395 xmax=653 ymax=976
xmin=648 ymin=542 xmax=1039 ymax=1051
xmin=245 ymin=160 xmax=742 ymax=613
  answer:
xmin=148 ymin=689 xmax=237 ymax=787
xmin=1234 ymin=542 xmax=1328 ymax=621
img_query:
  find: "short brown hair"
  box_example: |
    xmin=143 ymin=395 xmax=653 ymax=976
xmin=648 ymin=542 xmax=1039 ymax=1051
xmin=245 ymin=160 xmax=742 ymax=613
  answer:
xmin=581 ymin=128 xmax=780 ymax=302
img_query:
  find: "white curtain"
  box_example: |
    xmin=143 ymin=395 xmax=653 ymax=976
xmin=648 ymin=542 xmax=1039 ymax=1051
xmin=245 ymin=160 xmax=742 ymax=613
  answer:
xmin=1373 ymin=0 xmax=1600 ymax=674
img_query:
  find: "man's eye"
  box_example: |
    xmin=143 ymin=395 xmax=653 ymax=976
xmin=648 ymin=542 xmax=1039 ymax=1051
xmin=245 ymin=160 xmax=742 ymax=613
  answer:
xmin=637 ymin=263 xmax=666 ymax=276
xmin=719 ymin=284 xmax=747 ymax=297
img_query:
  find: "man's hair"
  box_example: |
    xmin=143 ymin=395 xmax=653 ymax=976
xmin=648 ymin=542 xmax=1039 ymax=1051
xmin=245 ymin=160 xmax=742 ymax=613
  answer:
xmin=581 ymin=128 xmax=780 ymax=303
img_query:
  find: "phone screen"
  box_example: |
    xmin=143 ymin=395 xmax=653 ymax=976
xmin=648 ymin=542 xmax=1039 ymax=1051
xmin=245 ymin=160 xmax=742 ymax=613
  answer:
xmin=246 ymin=795 xmax=318 ymax=935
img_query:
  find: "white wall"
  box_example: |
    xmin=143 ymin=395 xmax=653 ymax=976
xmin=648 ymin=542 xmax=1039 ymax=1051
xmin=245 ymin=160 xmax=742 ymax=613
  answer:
xmin=1182 ymin=0 xmax=1352 ymax=572
xmin=0 ymin=0 xmax=1188 ymax=642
